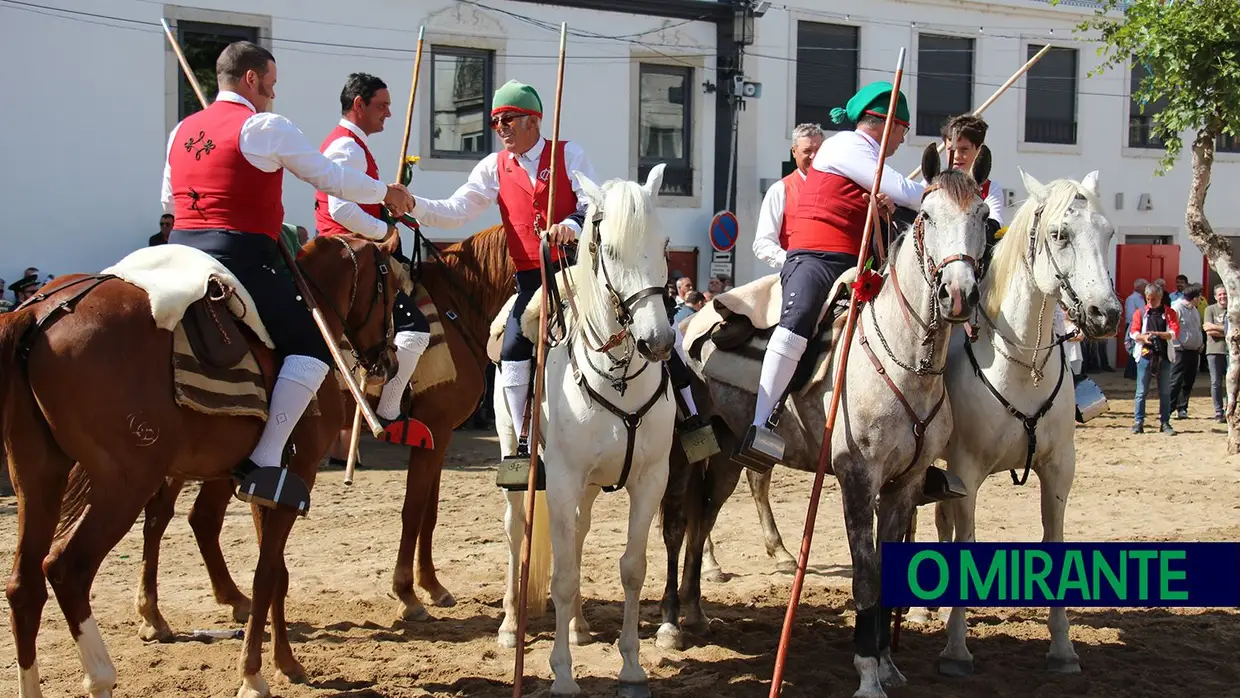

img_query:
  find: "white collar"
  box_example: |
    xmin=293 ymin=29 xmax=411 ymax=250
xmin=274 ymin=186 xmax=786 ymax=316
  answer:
xmin=338 ymin=118 xmax=369 ymax=145
xmin=513 ymin=137 xmax=546 ymax=162
xmin=797 ymin=168 xmax=808 ymax=181
xmin=215 ymin=90 xmax=256 ymax=113
xmin=854 ymin=129 xmax=879 ymax=150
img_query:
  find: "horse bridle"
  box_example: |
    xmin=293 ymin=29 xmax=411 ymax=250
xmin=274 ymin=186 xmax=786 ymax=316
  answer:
xmin=300 ymin=236 xmax=394 ymax=375
xmin=1026 ymin=200 xmax=1089 ymax=329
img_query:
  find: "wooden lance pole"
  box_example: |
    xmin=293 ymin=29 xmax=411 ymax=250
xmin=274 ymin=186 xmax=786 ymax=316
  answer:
xmin=161 ymin=18 xmax=387 ymax=438
xmin=511 ymin=22 xmax=568 ymax=698
xmin=907 ymin=43 xmax=1051 ymax=181
xmin=767 ymin=48 xmax=907 ymax=698
xmin=344 ymin=25 xmax=427 ymax=483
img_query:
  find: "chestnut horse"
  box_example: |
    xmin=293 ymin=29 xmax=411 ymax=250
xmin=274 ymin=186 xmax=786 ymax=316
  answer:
xmin=0 ymin=233 xmax=402 ymax=698
xmin=131 ymin=223 xmax=518 ymax=640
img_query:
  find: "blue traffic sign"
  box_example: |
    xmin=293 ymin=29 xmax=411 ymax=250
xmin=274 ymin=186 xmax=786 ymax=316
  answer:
xmin=710 ymin=210 xmax=739 ymax=252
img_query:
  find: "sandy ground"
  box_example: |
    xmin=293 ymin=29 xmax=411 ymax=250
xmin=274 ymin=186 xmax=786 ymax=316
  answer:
xmin=2 ymin=373 xmax=1239 ymax=697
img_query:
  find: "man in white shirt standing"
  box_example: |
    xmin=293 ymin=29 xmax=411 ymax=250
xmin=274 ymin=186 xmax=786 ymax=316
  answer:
xmin=315 ymin=72 xmax=433 ymax=448
xmin=407 ymin=79 xmax=594 ymax=460
xmin=162 ymin=41 xmax=414 ymax=515
xmin=753 ymin=123 xmax=826 ymax=270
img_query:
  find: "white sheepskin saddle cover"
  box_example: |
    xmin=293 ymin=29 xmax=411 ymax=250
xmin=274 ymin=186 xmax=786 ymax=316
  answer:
xmin=102 ymin=244 xmax=274 ymax=349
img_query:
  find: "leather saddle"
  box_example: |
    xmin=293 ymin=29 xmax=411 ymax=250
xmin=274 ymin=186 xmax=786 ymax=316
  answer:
xmin=183 ymin=277 xmax=250 ymax=369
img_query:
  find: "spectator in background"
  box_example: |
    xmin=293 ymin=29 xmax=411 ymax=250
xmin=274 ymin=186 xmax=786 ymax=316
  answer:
xmin=1124 ymin=278 xmax=1148 ymax=379
xmin=703 ymin=291 xmax=715 ymax=303
xmin=1203 ymin=285 xmax=1229 ymax=423
xmin=1170 ymin=274 xmax=1188 ymax=302
xmin=0 ymin=278 xmax=10 ymax=314
xmin=10 ymin=273 xmax=39 ymax=305
xmin=1056 ymin=302 xmax=1084 ymax=383
xmin=1169 ymin=283 xmax=1204 ymax=419
xmin=674 ymin=276 xmax=693 ymax=308
xmin=1130 ymin=282 xmax=1179 ymax=435
xmin=296 ymin=225 xmax=309 ymax=247
xmin=673 ymin=290 xmax=705 ymax=326
xmin=149 ymin=213 xmax=174 ymax=246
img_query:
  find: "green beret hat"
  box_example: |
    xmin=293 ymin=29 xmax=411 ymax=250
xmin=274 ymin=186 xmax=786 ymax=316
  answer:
xmin=491 ymin=79 xmax=543 ymax=118
xmin=830 ymin=81 xmax=910 ymax=127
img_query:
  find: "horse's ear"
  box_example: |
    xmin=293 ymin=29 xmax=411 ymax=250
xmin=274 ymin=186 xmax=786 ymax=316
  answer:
xmin=643 ymin=163 xmax=667 ymax=198
xmin=1019 ymin=167 xmax=1048 ymax=202
xmin=573 ymin=169 xmax=605 ymax=210
xmin=971 ymin=145 xmax=992 ymax=189
xmin=921 ymin=143 xmax=941 ymax=183
xmin=1081 ymin=170 xmax=1101 ymax=199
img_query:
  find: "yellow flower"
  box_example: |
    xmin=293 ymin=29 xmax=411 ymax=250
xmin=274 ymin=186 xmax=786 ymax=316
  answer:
xmin=994 ymin=226 xmax=1008 ymax=239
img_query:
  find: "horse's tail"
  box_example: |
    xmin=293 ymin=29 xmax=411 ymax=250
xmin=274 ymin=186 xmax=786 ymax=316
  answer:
xmin=0 ymin=309 xmax=35 ymax=429
xmin=525 ymin=491 xmax=553 ymax=617
xmin=54 ymin=465 xmax=91 ymax=541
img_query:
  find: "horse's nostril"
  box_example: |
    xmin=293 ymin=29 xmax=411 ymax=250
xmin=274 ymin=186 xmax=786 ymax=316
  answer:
xmin=967 ymin=286 xmax=980 ymax=306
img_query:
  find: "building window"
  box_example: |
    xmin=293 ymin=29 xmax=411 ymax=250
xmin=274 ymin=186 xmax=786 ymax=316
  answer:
xmin=1024 ymin=44 xmax=1078 ymax=145
xmin=176 ymin=20 xmax=260 ymax=120
xmin=430 ymin=46 xmax=494 ymax=159
xmin=1128 ymin=58 xmax=1168 ymax=149
xmin=1218 ymin=133 xmax=1240 ymax=154
xmin=916 ymin=34 xmax=974 ymax=138
xmin=796 ymin=22 xmax=858 ymax=130
xmin=638 ymin=63 xmax=693 ymax=196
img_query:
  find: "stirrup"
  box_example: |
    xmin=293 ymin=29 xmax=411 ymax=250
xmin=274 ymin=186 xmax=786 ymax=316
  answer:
xmin=677 ymin=414 xmax=721 ymax=463
xmin=497 ymin=442 xmax=546 ymax=491
xmin=732 ymin=424 xmax=782 ymax=474
xmin=232 ymin=460 xmax=310 ymax=517
xmin=377 ymin=415 xmax=435 ymax=450
xmin=917 ymin=466 xmax=967 ymax=506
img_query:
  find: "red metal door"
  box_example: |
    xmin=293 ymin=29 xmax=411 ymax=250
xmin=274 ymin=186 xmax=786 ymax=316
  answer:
xmin=1114 ymin=244 xmax=1180 ymax=368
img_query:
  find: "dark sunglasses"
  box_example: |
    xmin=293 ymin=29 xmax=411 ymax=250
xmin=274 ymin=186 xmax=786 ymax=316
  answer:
xmin=490 ymin=113 xmax=527 ymax=130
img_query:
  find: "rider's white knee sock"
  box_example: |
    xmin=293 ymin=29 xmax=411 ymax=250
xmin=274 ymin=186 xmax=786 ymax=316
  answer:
xmin=678 ymin=386 xmax=699 ymax=416
xmin=753 ymin=327 xmax=808 ymax=427
xmin=500 ymin=359 xmax=533 ymax=440
xmin=251 ymin=355 xmax=330 ymax=468
xmin=377 ymin=330 xmax=430 ymax=420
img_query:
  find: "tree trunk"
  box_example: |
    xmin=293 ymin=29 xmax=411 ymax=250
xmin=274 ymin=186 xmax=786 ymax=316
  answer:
xmin=1184 ymin=128 xmax=1240 ymax=454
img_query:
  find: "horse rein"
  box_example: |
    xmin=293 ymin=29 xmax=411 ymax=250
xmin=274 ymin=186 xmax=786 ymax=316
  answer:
xmin=299 ymin=236 xmax=393 ymax=376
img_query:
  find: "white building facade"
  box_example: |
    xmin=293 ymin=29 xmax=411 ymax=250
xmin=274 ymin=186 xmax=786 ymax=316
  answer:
xmin=4 ymin=0 xmax=1239 ymax=344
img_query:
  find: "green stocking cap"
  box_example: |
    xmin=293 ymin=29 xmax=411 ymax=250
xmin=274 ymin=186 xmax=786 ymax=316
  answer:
xmin=491 ymin=79 xmax=543 ymax=118
xmin=829 ymin=81 xmax=910 ymax=127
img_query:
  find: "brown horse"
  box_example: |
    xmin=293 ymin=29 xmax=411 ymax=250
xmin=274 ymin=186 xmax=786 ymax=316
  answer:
xmin=0 ymin=233 xmax=402 ymax=698
xmin=131 ymin=223 xmax=517 ymax=640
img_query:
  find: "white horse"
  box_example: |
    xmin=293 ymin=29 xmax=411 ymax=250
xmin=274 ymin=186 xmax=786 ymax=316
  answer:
xmin=663 ymin=145 xmax=990 ymax=698
xmin=910 ymin=169 xmax=1123 ymax=675
xmin=493 ymin=165 xmax=676 ymax=697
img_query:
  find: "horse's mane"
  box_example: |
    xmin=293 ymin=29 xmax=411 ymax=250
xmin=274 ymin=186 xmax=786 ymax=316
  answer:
xmin=420 ymin=223 xmax=516 ymax=326
xmin=983 ymin=177 xmax=1100 ymax=317
xmin=568 ymin=177 xmax=657 ymax=345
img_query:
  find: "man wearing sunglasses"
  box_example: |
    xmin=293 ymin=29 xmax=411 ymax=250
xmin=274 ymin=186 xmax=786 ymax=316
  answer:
xmin=409 ymin=79 xmax=595 ymax=459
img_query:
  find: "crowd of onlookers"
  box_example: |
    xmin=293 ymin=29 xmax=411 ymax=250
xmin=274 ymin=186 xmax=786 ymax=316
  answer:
xmin=1122 ymin=274 xmax=1228 ymax=436
xmin=0 ymin=267 xmax=51 ymax=315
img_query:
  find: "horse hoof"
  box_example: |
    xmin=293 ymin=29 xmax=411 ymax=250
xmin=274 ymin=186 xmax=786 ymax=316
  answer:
xmin=569 ymin=629 xmax=594 ymax=646
xmin=228 ymin=598 xmax=253 ymax=623
xmin=497 ymin=631 xmax=517 ymax=649
xmin=700 ymin=568 xmax=730 ymax=584
xmin=618 ymin=681 xmax=652 ymax=698
xmin=138 ymin=620 xmax=174 ymax=643
xmin=774 ymin=558 xmax=798 ymax=574
xmin=550 ymin=678 xmax=582 ymax=696
xmin=655 ymin=622 xmax=684 ymax=651
xmin=879 ymin=650 xmax=907 ymax=688
xmin=1047 ymin=656 xmax=1081 ymax=674
xmin=937 ymin=657 xmax=974 ymax=677
xmin=400 ymin=603 xmax=431 ymax=622
xmin=429 ymin=590 xmax=457 ymax=608
xmin=904 ymin=607 xmax=933 ymax=624
xmin=235 ymin=673 xmax=271 ymax=698
xmin=276 ymin=660 xmax=308 ymax=685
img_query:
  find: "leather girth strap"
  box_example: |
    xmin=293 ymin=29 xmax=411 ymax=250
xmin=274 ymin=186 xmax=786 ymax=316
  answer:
xmin=857 ymin=318 xmax=947 ymax=475
xmin=964 ymin=340 xmax=1067 ymax=486
xmin=569 ymin=347 xmax=670 ymax=493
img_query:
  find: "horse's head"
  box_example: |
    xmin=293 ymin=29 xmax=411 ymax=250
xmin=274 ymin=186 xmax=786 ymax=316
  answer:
xmin=990 ymin=169 xmax=1122 ymax=338
xmin=573 ymin=164 xmax=675 ymax=363
xmin=915 ymin=142 xmax=990 ymax=323
xmin=298 ymin=232 xmax=407 ymax=381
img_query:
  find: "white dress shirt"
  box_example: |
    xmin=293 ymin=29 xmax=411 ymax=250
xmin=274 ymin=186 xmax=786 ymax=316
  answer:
xmin=411 ymin=137 xmax=596 ymax=234
xmin=752 ymin=171 xmax=806 ymax=269
xmin=321 ymin=118 xmax=388 ymax=239
xmin=161 ymin=91 xmax=387 ymax=215
xmin=982 ymin=178 xmax=1005 ymax=227
xmin=814 ymin=130 xmax=925 ymax=212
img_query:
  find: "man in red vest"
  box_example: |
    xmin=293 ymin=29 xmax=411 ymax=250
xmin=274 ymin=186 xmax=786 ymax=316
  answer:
xmin=315 ymin=72 xmax=432 ymax=447
xmin=161 ymin=41 xmax=414 ymax=515
xmin=738 ymin=81 xmax=925 ymax=468
xmin=753 ymin=123 xmax=825 ymax=270
xmin=407 ymin=79 xmax=593 ymax=458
